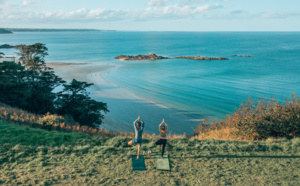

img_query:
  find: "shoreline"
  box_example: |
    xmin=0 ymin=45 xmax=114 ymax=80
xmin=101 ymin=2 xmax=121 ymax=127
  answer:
xmin=47 ymin=62 xmax=200 ymax=135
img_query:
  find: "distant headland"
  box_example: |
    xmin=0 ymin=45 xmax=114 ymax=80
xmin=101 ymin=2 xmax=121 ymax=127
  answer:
xmin=0 ymin=28 xmax=12 ymax=34
xmin=115 ymin=54 xmax=229 ymax=61
xmin=0 ymin=28 xmax=116 ymax=33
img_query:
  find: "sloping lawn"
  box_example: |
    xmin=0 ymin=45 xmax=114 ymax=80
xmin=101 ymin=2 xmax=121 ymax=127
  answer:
xmin=0 ymin=121 xmax=299 ymax=185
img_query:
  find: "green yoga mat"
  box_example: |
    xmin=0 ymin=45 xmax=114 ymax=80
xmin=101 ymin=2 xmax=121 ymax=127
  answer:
xmin=131 ymin=155 xmax=146 ymax=171
xmin=155 ymin=154 xmax=170 ymax=171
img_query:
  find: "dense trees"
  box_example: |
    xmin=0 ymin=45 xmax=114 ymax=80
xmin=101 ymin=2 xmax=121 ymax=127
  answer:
xmin=57 ymin=79 xmax=108 ymax=128
xmin=0 ymin=62 xmax=28 ymax=108
xmin=0 ymin=43 xmax=108 ymax=127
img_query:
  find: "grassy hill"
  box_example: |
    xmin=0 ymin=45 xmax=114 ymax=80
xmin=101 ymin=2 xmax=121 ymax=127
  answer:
xmin=0 ymin=121 xmax=299 ymax=185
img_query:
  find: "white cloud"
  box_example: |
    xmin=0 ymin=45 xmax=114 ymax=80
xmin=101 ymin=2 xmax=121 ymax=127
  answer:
xmin=137 ymin=4 xmax=221 ymax=20
xmin=147 ymin=0 xmax=171 ymax=6
xmin=147 ymin=0 xmax=228 ymax=7
xmin=22 ymin=0 xmax=42 ymax=8
xmin=0 ymin=1 xmax=222 ymax=24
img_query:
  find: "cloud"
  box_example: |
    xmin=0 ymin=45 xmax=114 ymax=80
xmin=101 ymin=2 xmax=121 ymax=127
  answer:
xmin=138 ymin=4 xmax=221 ymax=20
xmin=22 ymin=0 xmax=42 ymax=8
xmin=260 ymin=12 xmax=300 ymax=19
xmin=203 ymin=9 xmax=250 ymax=19
xmin=147 ymin=0 xmax=228 ymax=7
xmin=0 ymin=1 xmax=222 ymax=24
xmin=147 ymin=0 xmax=171 ymax=7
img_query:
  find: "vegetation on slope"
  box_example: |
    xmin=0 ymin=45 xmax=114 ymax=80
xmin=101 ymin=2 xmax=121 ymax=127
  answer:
xmin=194 ymin=95 xmax=300 ymax=140
xmin=0 ymin=43 xmax=108 ymax=128
xmin=0 ymin=121 xmax=299 ymax=185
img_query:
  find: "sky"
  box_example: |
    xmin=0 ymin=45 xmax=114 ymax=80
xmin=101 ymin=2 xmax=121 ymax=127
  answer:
xmin=0 ymin=0 xmax=299 ymax=31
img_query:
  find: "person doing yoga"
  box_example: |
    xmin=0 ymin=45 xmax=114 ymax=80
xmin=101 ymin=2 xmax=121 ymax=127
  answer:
xmin=128 ymin=116 xmax=145 ymax=160
xmin=154 ymin=119 xmax=168 ymax=158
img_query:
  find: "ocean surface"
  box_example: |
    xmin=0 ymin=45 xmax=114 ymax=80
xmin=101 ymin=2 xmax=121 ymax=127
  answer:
xmin=1 ymin=31 xmax=300 ymax=122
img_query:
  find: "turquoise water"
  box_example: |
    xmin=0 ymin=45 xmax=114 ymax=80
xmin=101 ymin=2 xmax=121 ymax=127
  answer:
xmin=1 ymin=31 xmax=300 ymax=121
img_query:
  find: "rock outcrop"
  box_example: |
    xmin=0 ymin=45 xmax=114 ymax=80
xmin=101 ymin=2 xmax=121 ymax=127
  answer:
xmin=115 ymin=53 xmax=169 ymax=60
xmin=175 ymin=56 xmax=229 ymax=60
xmin=233 ymin=54 xmax=252 ymax=57
xmin=0 ymin=44 xmax=16 ymax=49
xmin=115 ymin=54 xmax=229 ymax=61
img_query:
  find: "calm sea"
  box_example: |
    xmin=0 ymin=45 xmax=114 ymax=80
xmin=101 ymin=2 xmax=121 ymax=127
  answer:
xmin=1 ymin=31 xmax=300 ymax=121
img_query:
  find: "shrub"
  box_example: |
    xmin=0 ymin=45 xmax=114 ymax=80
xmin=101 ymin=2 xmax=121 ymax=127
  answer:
xmin=226 ymin=94 xmax=300 ymax=139
xmin=194 ymin=94 xmax=300 ymax=140
xmin=37 ymin=113 xmax=64 ymax=130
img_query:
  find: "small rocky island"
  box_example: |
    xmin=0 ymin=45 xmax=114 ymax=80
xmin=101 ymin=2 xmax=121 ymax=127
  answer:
xmin=115 ymin=53 xmax=228 ymax=61
xmin=233 ymin=54 xmax=252 ymax=57
xmin=115 ymin=53 xmax=169 ymax=60
xmin=176 ymin=56 xmax=229 ymax=60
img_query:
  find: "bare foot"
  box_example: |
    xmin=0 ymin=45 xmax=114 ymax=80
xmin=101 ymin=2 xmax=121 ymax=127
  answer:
xmin=135 ymin=156 xmax=139 ymax=160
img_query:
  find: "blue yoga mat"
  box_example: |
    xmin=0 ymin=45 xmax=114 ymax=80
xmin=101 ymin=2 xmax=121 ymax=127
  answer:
xmin=131 ymin=155 xmax=146 ymax=171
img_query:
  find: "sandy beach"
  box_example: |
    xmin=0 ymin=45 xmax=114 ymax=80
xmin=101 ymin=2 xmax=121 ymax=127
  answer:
xmin=47 ymin=62 xmax=200 ymax=135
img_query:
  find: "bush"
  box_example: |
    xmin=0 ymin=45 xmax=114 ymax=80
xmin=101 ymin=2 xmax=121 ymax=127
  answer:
xmin=194 ymin=94 xmax=300 ymax=140
xmin=37 ymin=113 xmax=63 ymax=130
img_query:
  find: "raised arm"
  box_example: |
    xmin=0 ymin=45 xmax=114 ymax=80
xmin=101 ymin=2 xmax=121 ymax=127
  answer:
xmin=133 ymin=118 xmax=139 ymax=131
xmin=140 ymin=120 xmax=145 ymax=132
xmin=164 ymin=122 xmax=168 ymax=133
xmin=159 ymin=119 xmax=164 ymax=132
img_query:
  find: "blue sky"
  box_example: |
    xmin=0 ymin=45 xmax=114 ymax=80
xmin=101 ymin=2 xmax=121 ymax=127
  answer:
xmin=0 ymin=0 xmax=299 ymax=31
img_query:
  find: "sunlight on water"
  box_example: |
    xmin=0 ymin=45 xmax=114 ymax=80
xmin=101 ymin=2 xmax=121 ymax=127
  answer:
xmin=2 ymin=31 xmax=300 ymax=121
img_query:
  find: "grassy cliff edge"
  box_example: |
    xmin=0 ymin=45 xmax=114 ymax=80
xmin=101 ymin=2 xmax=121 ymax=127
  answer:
xmin=0 ymin=121 xmax=299 ymax=185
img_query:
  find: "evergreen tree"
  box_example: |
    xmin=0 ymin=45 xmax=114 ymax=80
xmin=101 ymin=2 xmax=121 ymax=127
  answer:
xmin=0 ymin=52 xmax=4 ymax=58
xmin=0 ymin=62 xmax=29 ymax=108
xmin=57 ymin=79 xmax=109 ymax=128
xmin=16 ymin=43 xmax=65 ymax=114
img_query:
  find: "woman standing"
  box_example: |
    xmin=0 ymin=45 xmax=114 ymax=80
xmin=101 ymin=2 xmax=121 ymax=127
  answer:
xmin=154 ymin=119 xmax=168 ymax=158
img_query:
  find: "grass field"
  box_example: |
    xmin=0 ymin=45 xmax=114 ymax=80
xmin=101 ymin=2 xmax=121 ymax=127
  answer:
xmin=0 ymin=121 xmax=299 ymax=185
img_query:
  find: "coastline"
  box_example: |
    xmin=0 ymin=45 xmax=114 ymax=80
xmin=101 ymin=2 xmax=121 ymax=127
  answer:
xmin=47 ymin=62 xmax=199 ymax=135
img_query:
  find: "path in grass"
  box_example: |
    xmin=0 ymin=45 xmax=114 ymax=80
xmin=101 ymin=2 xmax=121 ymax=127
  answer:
xmin=0 ymin=121 xmax=299 ymax=185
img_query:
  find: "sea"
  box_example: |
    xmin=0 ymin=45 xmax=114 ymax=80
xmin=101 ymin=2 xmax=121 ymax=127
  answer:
xmin=1 ymin=31 xmax=300 ymax=130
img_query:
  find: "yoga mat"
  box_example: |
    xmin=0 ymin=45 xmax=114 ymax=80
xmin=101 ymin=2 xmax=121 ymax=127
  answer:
xmin=155 ymin=154 xmax=170 ymax=171
xmin=131 ymin=155 xmax=146 ymax=171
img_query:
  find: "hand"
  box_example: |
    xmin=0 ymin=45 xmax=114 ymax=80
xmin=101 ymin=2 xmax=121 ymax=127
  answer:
xmin=162 ymin=119 xmax=165 ymax=123
xmin=138 ymin=116 xmax=141 ymax=120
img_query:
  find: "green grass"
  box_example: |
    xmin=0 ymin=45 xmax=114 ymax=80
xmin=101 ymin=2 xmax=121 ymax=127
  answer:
xmin=0 ymin=121 xmax=300 ymax=185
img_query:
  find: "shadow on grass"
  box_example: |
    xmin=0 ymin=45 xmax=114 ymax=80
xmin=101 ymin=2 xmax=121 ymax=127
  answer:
xmin=169 ymin=155 xmax=300 ymax=159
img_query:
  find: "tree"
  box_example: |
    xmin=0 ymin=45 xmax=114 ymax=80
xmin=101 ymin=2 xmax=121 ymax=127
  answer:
xmin=0 ymin=62 xmax=29 ymax=108
xmin=57 ymin=79 xmax=109 ymax=128
xmin=16 ymin=43 xmax=65 ymax=114
xmin=0 ymin=52 xmax=4 ymax=58
xmin=2 ymin=43 xmax=109 ymax=127
xmin=17 ymin=43 xmax=48 ymax=71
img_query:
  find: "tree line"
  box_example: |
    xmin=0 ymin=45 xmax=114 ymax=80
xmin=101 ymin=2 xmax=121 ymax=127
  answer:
xmin=0 ymin=43 xmax=108 ymax=128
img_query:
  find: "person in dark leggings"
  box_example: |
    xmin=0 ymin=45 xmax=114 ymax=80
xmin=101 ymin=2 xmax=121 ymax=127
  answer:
xmin=154 ymin=119 xmax=168 ymax=158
